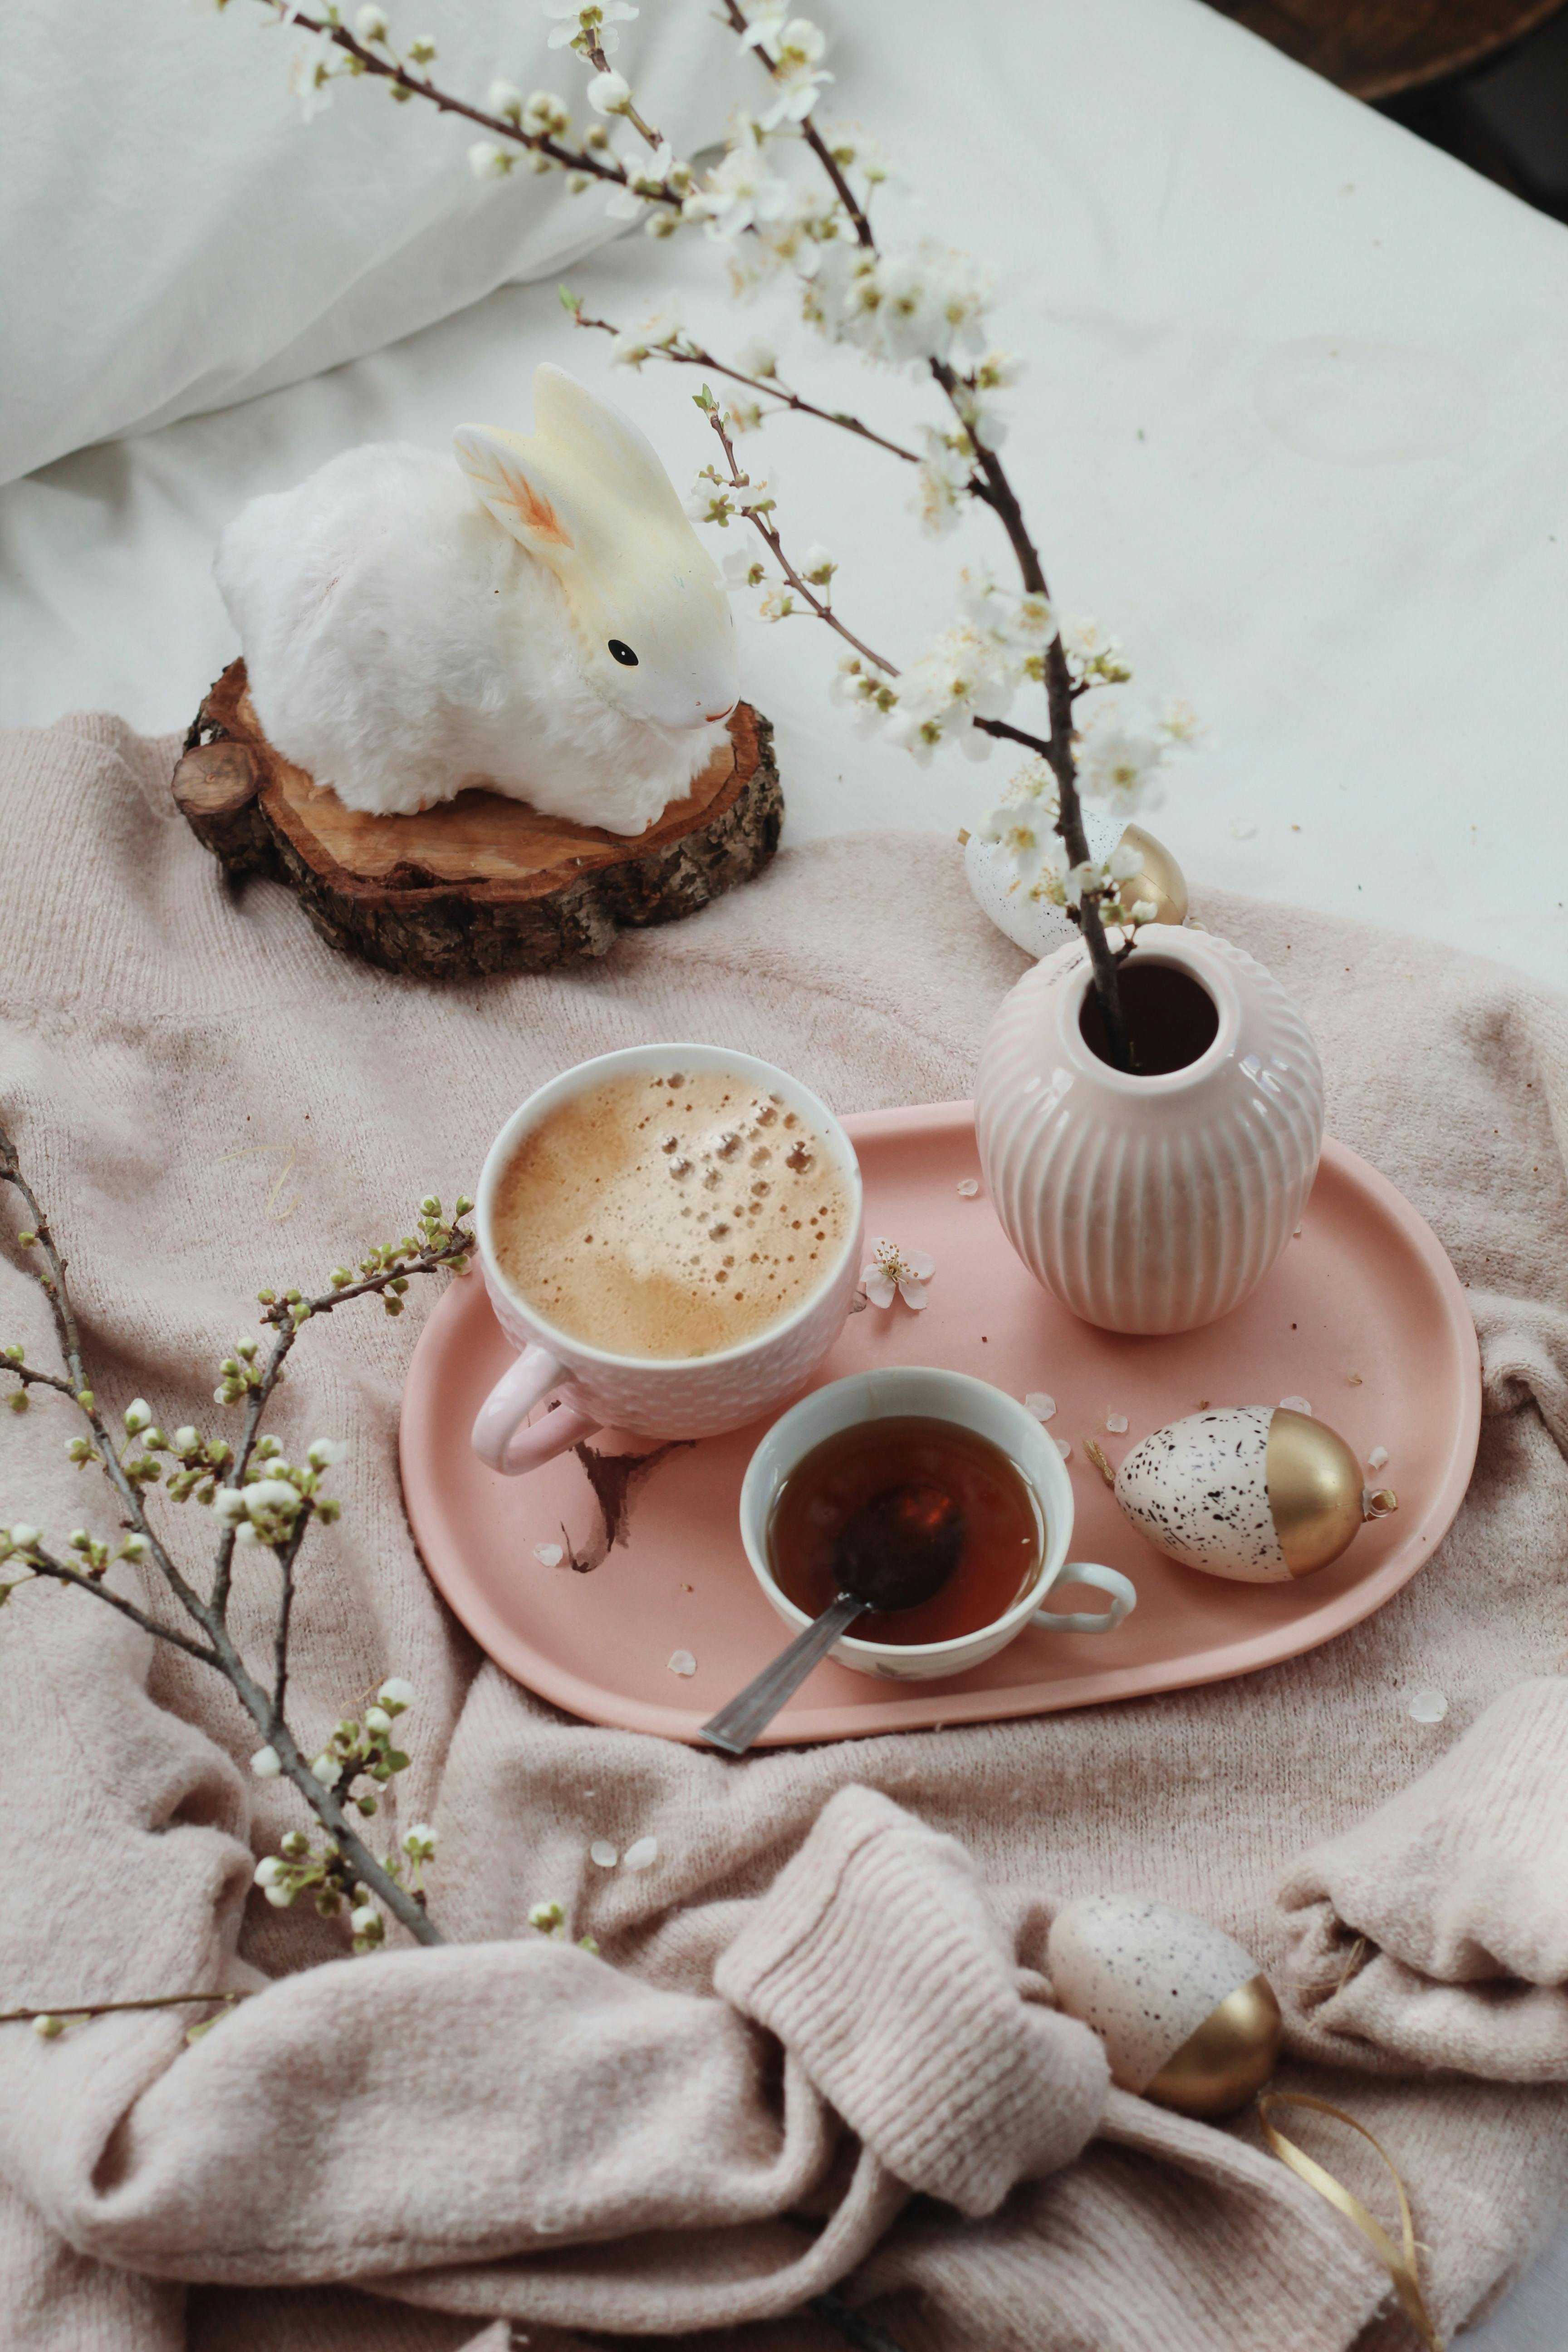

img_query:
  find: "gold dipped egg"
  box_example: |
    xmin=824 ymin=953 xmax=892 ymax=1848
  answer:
xmin=1047 ymin=1895 xmax=1284 ymax=2119
xmin=1114 ymin=1406 xmax=1397 ymax=1584
xmin=963 ymin=818 xmax=1188 ymax=962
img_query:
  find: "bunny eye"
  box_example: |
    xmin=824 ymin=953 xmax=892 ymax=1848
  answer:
xmin=608 ymin=639 xmax=639 ymax=666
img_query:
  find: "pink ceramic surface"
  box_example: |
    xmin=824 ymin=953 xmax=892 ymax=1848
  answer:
xmin=976 ymin=930 xmax=1325 ymax=1334
xmin=400 ymin=1103 xmax=1480 ymax=1746
xmin=470 ymin=1042 xmax=863 ymax=1474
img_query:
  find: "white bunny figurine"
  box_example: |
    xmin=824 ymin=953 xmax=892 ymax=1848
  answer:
xmin=214 ymin=363 xmax=741 ymax=836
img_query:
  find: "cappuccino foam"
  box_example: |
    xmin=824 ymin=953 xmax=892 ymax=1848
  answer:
xmin=492 ymin=1068 xmax=852 ymax=1359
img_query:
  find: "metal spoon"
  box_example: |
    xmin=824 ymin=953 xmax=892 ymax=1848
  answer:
xmin=699 ymin=1484 xmax=965 ymax=1755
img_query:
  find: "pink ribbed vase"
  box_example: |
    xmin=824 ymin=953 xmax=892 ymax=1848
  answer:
xmin=975 ymin=929 xmax=1324 ymax=1336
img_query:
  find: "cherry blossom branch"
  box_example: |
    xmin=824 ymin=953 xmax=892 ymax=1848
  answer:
xmin=697 ymin=394 xmax=901 ymax=676
xmin=568 ymin=306 xmax=921 ymax=463
xmin=268 ymin=3 xmax=685 ymax=207
xmin=0 ymin=1117 xmax=470 ymax=1952
xmin=3 ymin=1992 xmax=247 ymax=2039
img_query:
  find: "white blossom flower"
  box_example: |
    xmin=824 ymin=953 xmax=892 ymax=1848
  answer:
xmin=173 ymin=1426 xmax=199 ymax=1453
xmin=736 ymin=335 xmax=777 ymax=379
xmin=469 ymin=141 xmax=514 ymax=180
xmin=250 ymin=1744 xmax=282 ymax=1778
xmin=488 ymin=77 xmax=523 ymax=118
xmin=124 ymin=1399 xmax=152 ymax=1435
xmin=860 ymin=1236 xmax=936 ymax=1311
xmin=685 ymin=144 xmax=790 ymax=240
xmin=585 ymin=68 xmax=631 ymax=116
xmin=32 ymin=2013 xmax=64 ymax=2039
xmin=350 ymin=1903 xmax=379 ymax=1935
xmin=364 ymin=1705 xmax=392 ymax=1733
xmin=308 ymin=1438 xmax=349 ymax=1469
xmin=607 ymin=306 xmax=682 ymax=366
xmin=912 ymin=434 xmax=971 ymax=537
xmin=756 ymin=19 xmax=833 ymax=129
xmin=543 ymin=0 xmax=638 ymax=54
xmin=1127 ymin=898 xmax=1159 ymax=925
xmin=799 ymin=541 xmax=836 ymax=586
xmin=522 ymin=89 xmax=572 ymax=137
xmin=353 ymin=4 xmax=388 ymax=39
xmin=312 ymin=1752 xmax=337 ymax=1782
xmin=1077 ymin=714 xmax=1166 ymax=813
xmin=210 ymin=1488 xmax=247 ymax=1525
xmin=816 ymin=242 xmax=993 ymax=370
xmin=723 ymin=546 xmax=768 ymax=591
xmin=254 ymin=1855 xmax=285 ymax=1886
xmin=377 ymin=1676 xmax=416 ymax=1713
xmin=401 ymin=1823 xmax=437 ymax=1861
xmin=289 ymin=27 xmax=339 ymax=121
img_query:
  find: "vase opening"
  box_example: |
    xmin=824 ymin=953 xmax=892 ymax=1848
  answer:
xmin=1078 ymin=960 xmax=1219 ymax=1078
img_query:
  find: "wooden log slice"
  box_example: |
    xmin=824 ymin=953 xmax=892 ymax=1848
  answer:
xmin=172 ymin=660 xmax=783 ymax=980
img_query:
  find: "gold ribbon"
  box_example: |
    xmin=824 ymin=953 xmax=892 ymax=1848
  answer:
xmin=1258 ymin=2092 xmax=1443 ymax=2352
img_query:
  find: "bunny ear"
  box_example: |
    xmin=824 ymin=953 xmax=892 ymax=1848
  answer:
xmin=453 ymin=424 xmax=578 ymax=559
xmin=529 ymin=363 xmax=688 ymax=528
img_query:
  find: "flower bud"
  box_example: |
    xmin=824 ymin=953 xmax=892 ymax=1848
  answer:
xmin=10 ymin=1525 xmax=39 ymax=1549
xmin=32 ymin=2013 xmax=64 ymax=2039
xmin=350 ymin=1903 xmax=379 ymax=1936
xmin=377 ymin=1676 xmax=415 ymax=1714
xmin=254 ymin=1855 xmax=285 ymax=1886
xmin=353 ymin=2 xmax=387 ymax=38
xmin=124 ymin=1399 xmax=152 ymax=1434
xmin=250 ymin=1744 xmax=282 ymax=1778
xmin=364 ymin=1705 xmax=392 ymax=1734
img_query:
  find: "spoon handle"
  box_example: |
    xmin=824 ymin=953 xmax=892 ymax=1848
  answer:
xmin=699 ymin=1592 xmax=865 ymax=1755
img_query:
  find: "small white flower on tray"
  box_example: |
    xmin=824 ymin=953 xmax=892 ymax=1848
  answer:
xmin=860 ymin=1236 xmax=935 ymax=1310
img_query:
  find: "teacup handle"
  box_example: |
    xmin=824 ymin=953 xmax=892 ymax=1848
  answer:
xmin=471 ymin=1344 xmax=603 ymax=1476
xmin=1031 ymin=1561 xmax=1137 ymax=1635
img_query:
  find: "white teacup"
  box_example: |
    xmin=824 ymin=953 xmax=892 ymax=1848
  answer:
xmin=739 ymin=1367 xmax=1137 ymax=1681
xmin=471 ymin=1044 xmax=864 ymax=1476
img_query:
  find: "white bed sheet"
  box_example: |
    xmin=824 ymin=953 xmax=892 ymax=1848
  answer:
xmin=3 ymin=0 xmax=1566 ymax=996
xmin=1 ymin=5 xmax=1566 ymax=2328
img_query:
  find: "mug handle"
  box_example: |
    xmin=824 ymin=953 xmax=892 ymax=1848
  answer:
xmin=1031 ymin=1560 xmax=1137 ymax=1635
xmin=470 ymin=1344 xmax=603 ymax=1476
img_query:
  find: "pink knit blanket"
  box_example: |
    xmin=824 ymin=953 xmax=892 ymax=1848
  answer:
xmin=2 ymin=713 xmax=1566 ymax=2352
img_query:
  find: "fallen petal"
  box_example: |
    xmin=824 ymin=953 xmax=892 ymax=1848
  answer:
xmin=534 ymin=1542 xmax=565 ymax=1567
xmin=589 ymin=1838 xmax=618 ymax=1868
xmin=623 ymin=1835 xmax=658 ymax=1870
xmin=667 ymin=1649 xmax=696 ymax=1677
xmin=1024 ymin=1392 xmax=1057 ymax=1422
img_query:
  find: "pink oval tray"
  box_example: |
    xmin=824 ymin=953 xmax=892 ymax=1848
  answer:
xmin=399 ymin=1107 xmax=1480 ymax=1745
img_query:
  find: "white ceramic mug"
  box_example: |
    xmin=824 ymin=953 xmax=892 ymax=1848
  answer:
xmin=739 ymin=1367 xmax=1137 ymax=1681
xmin=471 ymin=1044 xmax=864 ymax=1476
